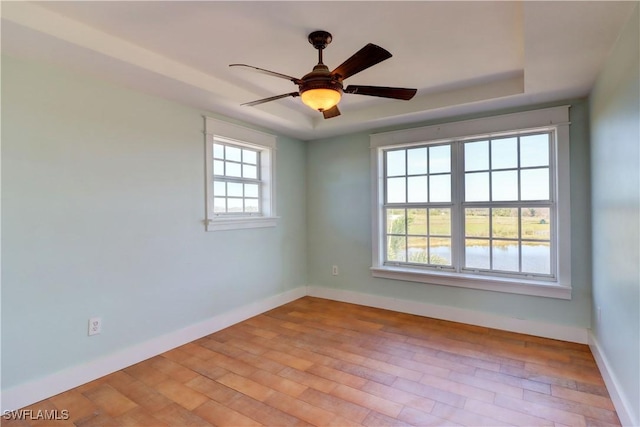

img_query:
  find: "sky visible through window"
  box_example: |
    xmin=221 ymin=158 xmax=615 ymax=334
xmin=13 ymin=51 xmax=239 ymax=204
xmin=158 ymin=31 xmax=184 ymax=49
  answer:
xmin=386 ymin=134 xmax=549 ymax=203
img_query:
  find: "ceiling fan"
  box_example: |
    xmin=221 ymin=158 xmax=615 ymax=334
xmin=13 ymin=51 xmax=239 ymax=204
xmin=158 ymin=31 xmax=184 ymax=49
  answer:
xmin=230 ymin=30 xmax=417 ymax=119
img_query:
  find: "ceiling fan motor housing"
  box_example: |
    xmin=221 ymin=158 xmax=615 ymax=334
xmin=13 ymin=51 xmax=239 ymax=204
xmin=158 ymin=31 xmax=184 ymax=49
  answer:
xmin=300 ymin=65 xmax=343 ymax=92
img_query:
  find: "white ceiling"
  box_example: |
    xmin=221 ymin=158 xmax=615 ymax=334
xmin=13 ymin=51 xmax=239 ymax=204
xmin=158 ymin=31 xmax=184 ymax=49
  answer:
xmin=1 ymin=1 xmax=635 ymax=141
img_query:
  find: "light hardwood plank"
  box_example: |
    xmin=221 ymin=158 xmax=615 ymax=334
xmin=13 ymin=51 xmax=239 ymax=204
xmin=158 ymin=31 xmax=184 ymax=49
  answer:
xmin=12 ymin=297 xmax=620 ymax=427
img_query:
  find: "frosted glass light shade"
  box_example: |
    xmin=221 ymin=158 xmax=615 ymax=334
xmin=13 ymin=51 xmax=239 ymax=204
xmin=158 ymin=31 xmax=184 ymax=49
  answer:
xmin=301 ymin=88 xmax=341 ymax=111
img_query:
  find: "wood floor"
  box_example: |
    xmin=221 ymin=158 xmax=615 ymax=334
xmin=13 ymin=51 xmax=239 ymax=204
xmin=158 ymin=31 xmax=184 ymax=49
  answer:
xmin=5 ymin=297 xmax=619 ymax=427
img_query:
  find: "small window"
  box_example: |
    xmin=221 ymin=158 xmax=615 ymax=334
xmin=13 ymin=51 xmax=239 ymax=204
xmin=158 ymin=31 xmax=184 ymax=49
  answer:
xmin=205 ymin=117 xmax=277 ymax=231
xmin=212 ymin=141 xmax=261 ymax=215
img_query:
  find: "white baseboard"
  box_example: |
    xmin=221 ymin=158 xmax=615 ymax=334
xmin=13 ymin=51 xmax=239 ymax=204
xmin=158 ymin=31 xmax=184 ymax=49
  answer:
xmin=1 ymin=284 xmax=595 ymax=413
xmin=306 ymin=286 xmax=589 ymax=344
xmin=589 ymin=332 xmax=638 ymax=427
xmin=1 ymin=286 xmax=307 ymax=412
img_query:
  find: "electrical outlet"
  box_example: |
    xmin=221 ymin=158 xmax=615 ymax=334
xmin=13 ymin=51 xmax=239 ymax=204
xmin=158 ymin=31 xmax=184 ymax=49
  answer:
xmin=332 ymin=265 xmax=339 ymax=276
xmin=88 ymin=317 xmax=102 ymax=336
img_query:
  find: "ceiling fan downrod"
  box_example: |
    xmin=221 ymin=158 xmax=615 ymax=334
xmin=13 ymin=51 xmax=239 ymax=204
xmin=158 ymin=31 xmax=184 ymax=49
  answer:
xmin=308 ymin=30 xmax=333 ymax=65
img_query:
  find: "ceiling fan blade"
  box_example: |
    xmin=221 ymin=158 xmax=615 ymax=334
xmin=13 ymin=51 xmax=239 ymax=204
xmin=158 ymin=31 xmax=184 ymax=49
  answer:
xmin=331 ymin=44 xmax=392 ymax=81
xmin=230 ymin=64 xmax=302 ymax=84
xmin=322 ymin=105 xmax=341 ymax=119
xmin=344 ymin=85 xmax=417 ymax=100
xmin=241 ymin=92 xmax=300 ymax=107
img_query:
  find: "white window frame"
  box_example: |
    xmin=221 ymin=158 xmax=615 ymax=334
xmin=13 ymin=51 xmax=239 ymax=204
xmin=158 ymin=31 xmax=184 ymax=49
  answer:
xmin=370 ymin=106 xmax=572 ymax=299
xmin=205 ymin=117 xmax=277 ymax=231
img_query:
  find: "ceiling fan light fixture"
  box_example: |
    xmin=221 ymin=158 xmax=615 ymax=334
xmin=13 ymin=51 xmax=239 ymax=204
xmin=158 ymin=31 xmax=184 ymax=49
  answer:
xmin=300 ymin=88 xmax=342 ymax=112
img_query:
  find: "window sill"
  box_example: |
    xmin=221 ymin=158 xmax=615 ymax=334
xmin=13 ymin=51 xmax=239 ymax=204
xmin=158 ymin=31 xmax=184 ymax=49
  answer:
xmin=370 ymin=266 xmax=571 ymax=299
xmin=206 ymin=216 xmax=278 ymax=231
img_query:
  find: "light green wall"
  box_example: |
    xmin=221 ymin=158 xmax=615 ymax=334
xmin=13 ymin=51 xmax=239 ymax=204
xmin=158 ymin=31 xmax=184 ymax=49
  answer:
xmin=589 ymin=5 xmax=640 ymax=425
xmin=1 ymin=55 xmax=307 ymax=389
xmin=307 ymin=99 xmax=593 ymax=328
xmin=4 ymin=10 xmax=639 ymax=415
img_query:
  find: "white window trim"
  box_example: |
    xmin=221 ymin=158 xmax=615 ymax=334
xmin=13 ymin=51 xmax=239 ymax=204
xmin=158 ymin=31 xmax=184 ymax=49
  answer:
xmin=205 ymin=117 xmax=278 ymax=231
xmin=370 ymin=106 xmax=572 ymax=299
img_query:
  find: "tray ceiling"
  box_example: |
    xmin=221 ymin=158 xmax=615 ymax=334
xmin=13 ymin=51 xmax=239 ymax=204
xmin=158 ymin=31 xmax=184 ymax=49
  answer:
xmin=1 ymin=1 xmax=635 ymax=140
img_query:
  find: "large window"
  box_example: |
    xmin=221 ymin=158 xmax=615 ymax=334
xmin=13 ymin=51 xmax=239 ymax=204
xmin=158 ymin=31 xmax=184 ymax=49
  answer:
xmin=371 ymin=106 xmax=571 ymax=299
xmin=205 ymin=117 xmax=277 ymax=231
